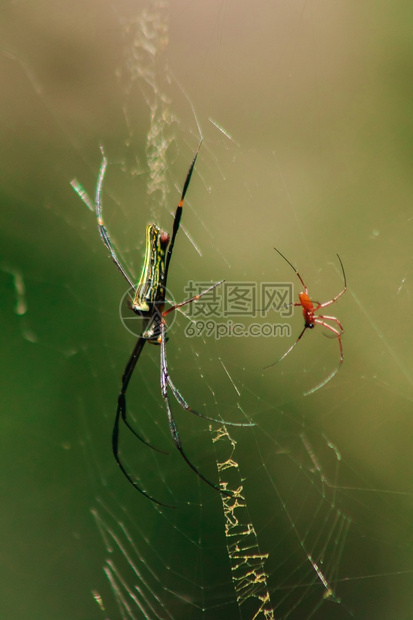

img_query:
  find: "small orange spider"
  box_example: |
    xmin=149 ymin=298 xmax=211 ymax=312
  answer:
xmin=267 ymin=247 xmax=347 ymax=395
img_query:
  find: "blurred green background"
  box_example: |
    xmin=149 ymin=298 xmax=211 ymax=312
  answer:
xmin=1 ymin=1 xmax=413 ymax=619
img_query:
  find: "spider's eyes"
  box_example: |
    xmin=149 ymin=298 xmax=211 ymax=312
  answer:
xmin=306 ymin=323 xmax=315 ymax=329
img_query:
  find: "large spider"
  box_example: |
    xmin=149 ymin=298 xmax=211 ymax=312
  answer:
xmin=267 ymin=247 xmax=347 ymax=395
xmin=88 ymin=144 xmax=251 ymax=507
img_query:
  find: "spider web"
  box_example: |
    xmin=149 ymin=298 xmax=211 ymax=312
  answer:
xmin=1 ymin=1 xmax=413 ymax=619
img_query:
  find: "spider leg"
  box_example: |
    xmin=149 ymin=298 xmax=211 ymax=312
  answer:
xmin=160 ymin=321 xmax=232 ymax=497
xmin=95 ymin=148 xmax=135 ymax=289
xmin=264 ymin=325 xmax=307 ymax=370
xmin=317 ymin=314 xmax=344 ymax=334
xmin=164 ymin=141 xmax=202 ymax=284
xmin=303 ymin=319 xmax=343 ymax=396
xmin=163 ymin=281 xmax=253 ymax=427
xmin=166 ymin=373 xmax=254 ymax=427
xmin=112 ymin=336 xmax=174 ymax=507
xmin=162 ymin=280 xmax=223 ymax=318
xmin=114 ymin=336 xmax=167 ymax=454
xmin=316 ymin=255 xmax=347 ymax=310
xmin=274 ymin=247 xmax=308 ymax=292
xmin=111 ymin=403 xmax=175 ymax=508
